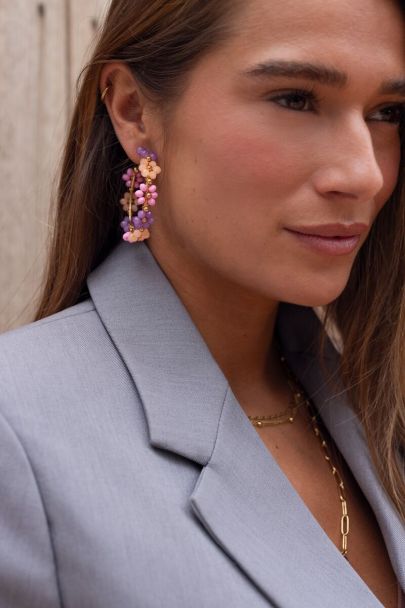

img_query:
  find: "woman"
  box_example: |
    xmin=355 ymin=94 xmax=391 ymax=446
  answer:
xmin=0 ymin=0 xmax=404 ymax=606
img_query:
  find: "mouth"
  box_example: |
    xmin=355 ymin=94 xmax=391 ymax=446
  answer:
xmin=286 ymin=222 xmax=369 ymax=238
xmin=284 ymin=223 xmax=369 ymax=256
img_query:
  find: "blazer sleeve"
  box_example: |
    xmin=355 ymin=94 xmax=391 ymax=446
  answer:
xmin=0 ymin=409 xmax=61 ymax=608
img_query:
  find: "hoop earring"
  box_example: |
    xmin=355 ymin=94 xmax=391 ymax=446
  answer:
xmin=101 ymin=86 xmax=110 ymax=103
xmin=120 ymin=147 xmax=161 ymax=243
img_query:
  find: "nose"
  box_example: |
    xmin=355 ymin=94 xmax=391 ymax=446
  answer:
xmin=312 ymin=114 xmax=385 ymax=201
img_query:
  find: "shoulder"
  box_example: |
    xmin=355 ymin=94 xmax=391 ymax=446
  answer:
xmin=0 ymin=299 xmax=130 ymax=425
xmin=0 ymin=299 xmax=96 ymax=352
xmin=0 ymin=300 xmax=97 ymax=388
xmin=0 ymin=294 xmax=147 ymax=469
xmin=0 ymin=299 xmax=101 ymax=362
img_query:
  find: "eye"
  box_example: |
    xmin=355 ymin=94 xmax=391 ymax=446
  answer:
xmin=267 ymin=89 xmax=318 ymax=112
xmin=368 ymin=104 xmax=404 ymax=125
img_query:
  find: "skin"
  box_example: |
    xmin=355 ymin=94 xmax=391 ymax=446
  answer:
xmin=101 ymin=1 xmax=404 ymax=604
xmin=101 ymin=0 xmax=404 ymax=394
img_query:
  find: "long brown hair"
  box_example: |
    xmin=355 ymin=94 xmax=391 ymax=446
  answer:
xmin=36 ymin=0 xmax=405 ymax=518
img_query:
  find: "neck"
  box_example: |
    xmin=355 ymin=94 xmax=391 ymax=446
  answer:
xmin=147 ymin=240 xmax=283 ymax=394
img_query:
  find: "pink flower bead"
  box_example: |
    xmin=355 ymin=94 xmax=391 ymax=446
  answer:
xmin=122 ymin=168 xmax=134 ymax=181
xmin=149 ymin=185 xmax=157 ymax=193
xmin=123 ymin=229 xmax=143 ymax=243
xmin=140 ymin=183 xmax=148 ymax=192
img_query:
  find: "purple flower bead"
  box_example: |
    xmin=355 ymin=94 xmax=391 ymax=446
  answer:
xmin=120 ymin=217 xmax=130 ymax=232
xmin=136 ymin=146 xmax=158 ymax=162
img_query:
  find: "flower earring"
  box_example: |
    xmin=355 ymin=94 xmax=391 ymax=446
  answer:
xmin=120 ymin=147 xmax=161 ymax=243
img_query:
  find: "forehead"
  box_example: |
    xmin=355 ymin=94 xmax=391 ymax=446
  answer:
xmin=225 ymin=0 xmax=404 ymax=70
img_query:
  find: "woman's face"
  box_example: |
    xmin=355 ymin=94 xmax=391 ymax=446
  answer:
xmin=150 ymin=0 xmax=404 ymax=306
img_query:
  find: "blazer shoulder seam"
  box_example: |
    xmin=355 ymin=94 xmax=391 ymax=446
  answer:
xmin=33 ymin=304 xmax=96 ymax=329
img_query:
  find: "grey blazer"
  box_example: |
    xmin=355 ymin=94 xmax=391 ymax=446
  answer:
xmin=0 ymin=241 xmax=403 ymax=608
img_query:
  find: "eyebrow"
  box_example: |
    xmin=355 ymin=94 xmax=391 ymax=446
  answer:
xmin=382 ymin=78 xmax=405 ymax=96
xmin=242 ymin=60 xmax=405 ymax=96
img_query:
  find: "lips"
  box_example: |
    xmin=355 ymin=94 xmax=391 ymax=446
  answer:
xmin=285 ymin=223 xmax=369 ymax=238
xmin=284 ymin=223 xmax=369 ymax=256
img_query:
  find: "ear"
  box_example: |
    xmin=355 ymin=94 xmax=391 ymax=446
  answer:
xmin=99 ymin=62 xmax=163 ymax=163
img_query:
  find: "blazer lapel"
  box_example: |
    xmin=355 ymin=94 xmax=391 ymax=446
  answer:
xmin=190 ymin=385 xmax=384 ymax=608
xmin=88 ymin=242 xmax=402 ymax=607
xmin=88 ymin=241 xmax=228 ymax=465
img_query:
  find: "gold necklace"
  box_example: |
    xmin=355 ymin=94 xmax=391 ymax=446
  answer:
xmin=248 ymin=378 xmax=306 ymax=427
xmin=248 ymin=354 xmax=350 ymax=560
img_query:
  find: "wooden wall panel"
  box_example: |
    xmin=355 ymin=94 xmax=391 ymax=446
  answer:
xmin=70 ymin=0 xmax=108 ymax=94
xmin=0 ymin=0 xmax=109 ymax=332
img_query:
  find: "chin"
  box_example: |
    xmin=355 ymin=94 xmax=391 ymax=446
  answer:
xmin=275 ymin=273 xmax=350 ymax=309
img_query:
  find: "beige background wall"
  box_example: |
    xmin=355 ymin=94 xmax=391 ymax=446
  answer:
xmin=0 ymin=0 xmax=109 ymax=332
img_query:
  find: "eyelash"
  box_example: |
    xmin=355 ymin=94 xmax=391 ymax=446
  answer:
xmin=268 ymin=88 xmax=405 ymax=124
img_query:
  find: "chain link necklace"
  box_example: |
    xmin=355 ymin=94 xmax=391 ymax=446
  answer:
xmin=248 ymin=353 xmax=350 ymax=559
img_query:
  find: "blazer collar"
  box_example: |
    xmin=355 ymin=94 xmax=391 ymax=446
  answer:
xmin=88 ymin=241 xmax=228 ymax=465
xmin=88 ymin=241 xmax=404 ymax=606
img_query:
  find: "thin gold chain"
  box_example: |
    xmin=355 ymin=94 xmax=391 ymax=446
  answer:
xmin=305 ymin=395 xmax=350 ymax=558
xmin=248 ymin=378 xmax=306 ymax=427
xmin=248 ymin=353 xmax=350 ymax=559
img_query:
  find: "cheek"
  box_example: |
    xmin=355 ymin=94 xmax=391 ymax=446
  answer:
xmin=159 ymin=98 xmax=320 ymax=286
xmin=170 ymin=111 xmax=303 ymax=233
xmin=173 ymin=146 xmax=289 ymax=258
xmin=164 ymin=72 xmax=315 ymax=239
xmin=196 ymin=104 xmax=309 ymax=194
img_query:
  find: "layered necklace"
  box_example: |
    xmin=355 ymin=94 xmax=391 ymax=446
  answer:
xmin=248 ymin=353 xmax=350 ymax=560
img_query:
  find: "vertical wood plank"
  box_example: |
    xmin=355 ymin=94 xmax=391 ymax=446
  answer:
xmin=0 ymin=0 xmax=68 ymax=331
xmin=0 ymin=0 xmax=110 ymax=331
xmin=69 ymin=0 xmax=109 ymax=96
